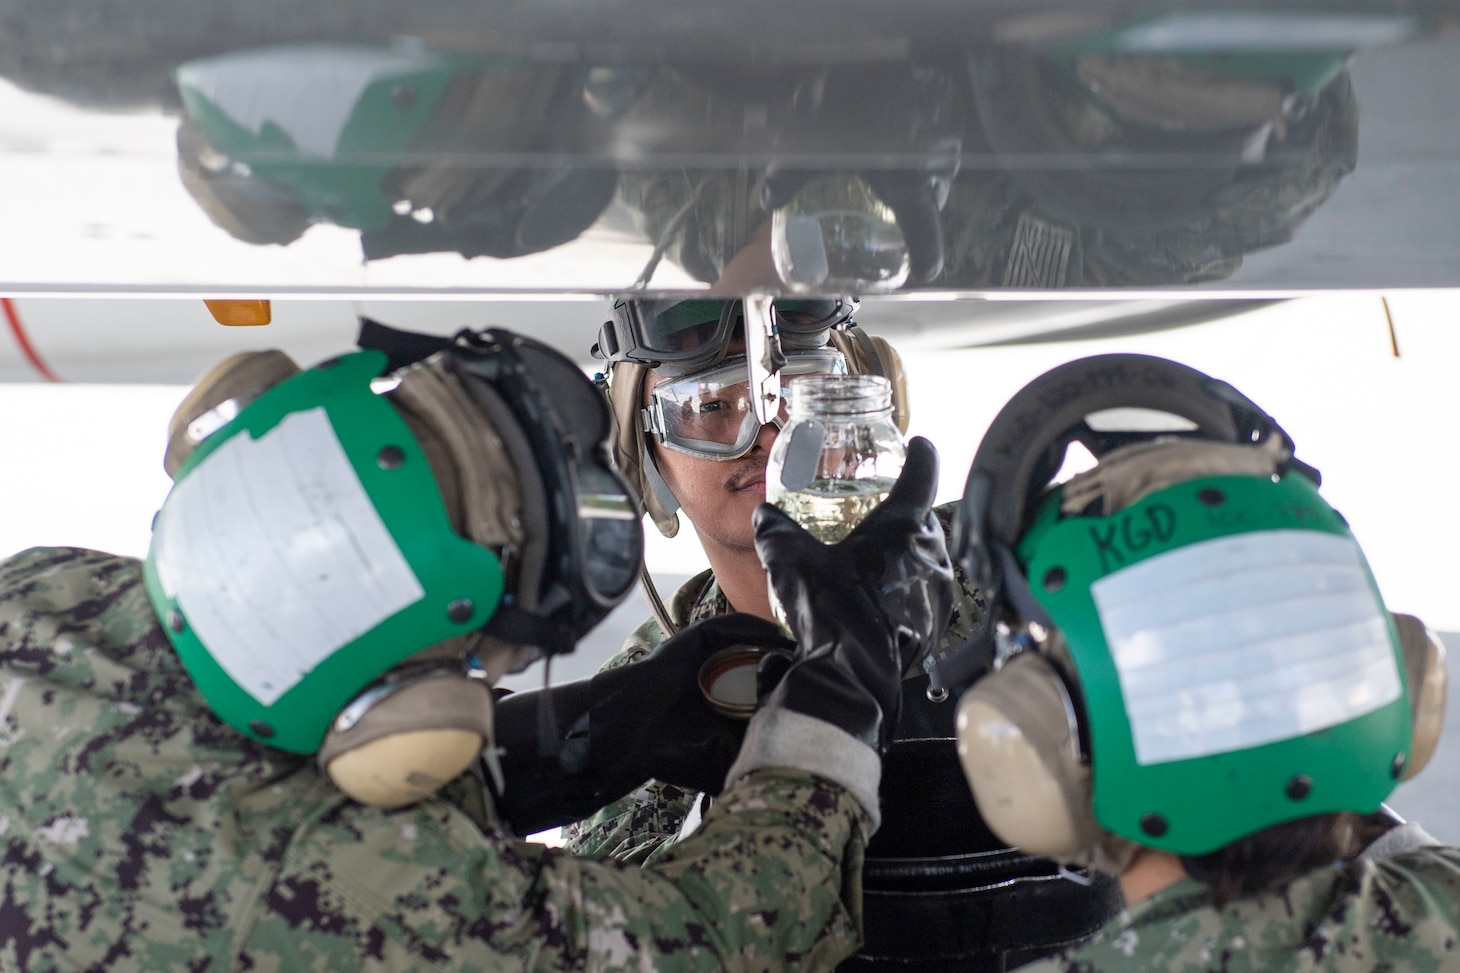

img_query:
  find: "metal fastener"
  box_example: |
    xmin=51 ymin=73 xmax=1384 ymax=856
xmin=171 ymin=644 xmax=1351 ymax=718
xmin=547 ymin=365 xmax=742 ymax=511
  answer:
xmin=1140 ymin=813 xmax=1168 ymax=838
xmin=1286 ymin=774 xmax=1313 ymax=801
xmin=1043 ymin=567 xmax=1066 ymax=593
xmin=377 ymin=446 xmax=405 ymax=470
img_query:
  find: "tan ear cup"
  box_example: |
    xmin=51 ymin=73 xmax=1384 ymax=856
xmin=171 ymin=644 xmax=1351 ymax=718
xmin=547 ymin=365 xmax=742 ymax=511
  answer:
xmin=176 ymin=121 xmax=312 ymax=247
xmin=868 ymin=335 xmax=910 ymax=434
xmin=826 ymin=328 xmax=911 ymax=432
xmin=164 ymin=349 xmax=301 ymax=478
xmin=605 ymin=362 xmax=681 ymax=538
xmin=1392 ymin=613 xmax=1448 ymax=781
xmin=319 ymin=675 xmax=495 ymax=809
xmin=955 ymin=652 xmax=1095 ymax=860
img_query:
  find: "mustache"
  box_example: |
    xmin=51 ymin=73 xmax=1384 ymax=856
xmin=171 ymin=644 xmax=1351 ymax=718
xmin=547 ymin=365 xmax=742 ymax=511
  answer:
xmin=724 ymin=456 xmax=767 ymax=491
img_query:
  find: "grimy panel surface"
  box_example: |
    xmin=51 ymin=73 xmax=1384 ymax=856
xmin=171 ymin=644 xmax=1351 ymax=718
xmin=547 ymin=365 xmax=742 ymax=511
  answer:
xmin=1 ymin=1 xmax=1456 ymax=297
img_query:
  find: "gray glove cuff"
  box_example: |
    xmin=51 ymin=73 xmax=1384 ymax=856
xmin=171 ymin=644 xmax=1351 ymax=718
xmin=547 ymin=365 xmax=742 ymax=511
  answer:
xmin=725 ymin=708 xmax=882 ymax=833
xmin=1358 ymin=820 xmax=1440 ymax=862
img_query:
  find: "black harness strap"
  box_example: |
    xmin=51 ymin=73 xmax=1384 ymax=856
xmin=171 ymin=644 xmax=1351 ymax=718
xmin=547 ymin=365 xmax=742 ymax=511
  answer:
xmin=357 ymin=317 xmax=458 ymax=373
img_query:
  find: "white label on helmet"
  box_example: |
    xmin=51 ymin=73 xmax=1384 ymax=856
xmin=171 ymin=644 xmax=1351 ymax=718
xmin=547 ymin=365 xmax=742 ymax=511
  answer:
xmin=1090 ymin=530 xmax=1399 ymax=766
xmin=176 ymin=47 xmax=447 ymax=159
xmin=153 ymin=407 xmax=424 ymax=706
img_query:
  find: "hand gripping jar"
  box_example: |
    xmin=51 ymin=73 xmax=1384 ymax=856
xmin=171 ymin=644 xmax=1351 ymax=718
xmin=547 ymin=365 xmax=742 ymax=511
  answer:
xmin=764 ymin=373 xmax=906 ymax=631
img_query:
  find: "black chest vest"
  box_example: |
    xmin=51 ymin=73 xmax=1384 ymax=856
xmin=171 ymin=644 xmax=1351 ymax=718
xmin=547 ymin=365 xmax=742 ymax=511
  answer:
xmin=842 ymin=676 xmax=1123 ymax=972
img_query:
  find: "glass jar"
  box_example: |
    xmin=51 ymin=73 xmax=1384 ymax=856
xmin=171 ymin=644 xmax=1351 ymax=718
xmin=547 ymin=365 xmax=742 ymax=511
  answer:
xmin=764 ymin=373 xmax=906 ymax=632
xmin=771 ymin=174 xmax=911 ymax=294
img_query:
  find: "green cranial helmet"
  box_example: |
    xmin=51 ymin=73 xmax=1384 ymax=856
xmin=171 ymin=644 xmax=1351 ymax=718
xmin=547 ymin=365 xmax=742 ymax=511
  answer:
xmin=145 ymin=350 xmax=507 ymax=754
xmin=949 ymin=354 xmax=1416 ymax=861
xmin=145 ymin=334 xmax=642 ymax=761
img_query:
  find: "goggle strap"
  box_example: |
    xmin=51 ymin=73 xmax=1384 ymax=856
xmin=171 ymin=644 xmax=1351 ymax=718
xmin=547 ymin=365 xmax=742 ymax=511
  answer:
xmin=483 ymin=601 xmax=576 ymax=659
xmin=930 ymin=543 xmax=1053 ymax=696
xmin=998 ymin=543 xmax=1055 ymax=632
xmin=929 ymin=620 xmax=997 ymax=696
xmin=842 ymin=323 xmax=886 ymax=379
xmin=951 ymin=470 xmax=994 ymax=584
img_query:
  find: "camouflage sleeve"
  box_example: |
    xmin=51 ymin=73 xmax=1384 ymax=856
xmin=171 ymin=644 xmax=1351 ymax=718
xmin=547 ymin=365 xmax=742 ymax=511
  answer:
xmin=560 ymin=611 xmax=697 ymax=862
xmin=562 ymin=779 xmax=701 ymax=864
xmin=0 ymin=548 xmax=866 ymax=971
xmin=928 ymin=500 xmax=987 ymax=668
xmin=249 ymin=769 xmax=867 ymax=972
xmin=577 ymin=768 xmax=866 ymax=971
xmin=1010 ymin=846 xmax=1460 ymax=973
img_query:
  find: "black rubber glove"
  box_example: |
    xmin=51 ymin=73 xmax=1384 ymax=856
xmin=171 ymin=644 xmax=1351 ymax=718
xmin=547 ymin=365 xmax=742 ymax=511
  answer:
xmin=491 ymin=613 xmax=793 ymax=836
xmin=751 ymin=436 xmax=954 ymax=753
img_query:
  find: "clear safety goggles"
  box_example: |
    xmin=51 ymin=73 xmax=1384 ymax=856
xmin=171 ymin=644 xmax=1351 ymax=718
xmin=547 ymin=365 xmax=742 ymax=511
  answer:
xmin=643 ymin=348 xmax=848 ymax=460
xmin=597 ymin=297 xmax=856 ymax=376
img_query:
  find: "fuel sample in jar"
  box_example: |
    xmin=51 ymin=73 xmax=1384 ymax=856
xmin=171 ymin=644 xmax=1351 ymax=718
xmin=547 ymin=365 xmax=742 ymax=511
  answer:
xmin=763 ymin=373 xmax=905 ymax=633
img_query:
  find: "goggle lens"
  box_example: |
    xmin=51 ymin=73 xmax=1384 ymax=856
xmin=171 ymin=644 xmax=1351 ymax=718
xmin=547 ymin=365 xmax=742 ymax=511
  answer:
xmin=648 ymin=350 xmax=848 ymax=459
xmin=647 ymin=300 xmax=733 ymax=355
xmin=771 ymin=299 xmax=848 ymax=333
xmin=614 ymin=298 xmax=851 ymax=364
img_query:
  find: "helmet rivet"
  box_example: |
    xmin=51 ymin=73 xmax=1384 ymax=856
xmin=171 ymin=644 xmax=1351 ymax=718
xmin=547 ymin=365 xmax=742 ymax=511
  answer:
xmin=1392 ymin=752 xmax=1407 ymax=779
xmin=166 ymin=609 xmax=185 ymax=634
xmin=1198 ymin=488 xmax=1225 ymax=507
xmin=377 ymin=446 xmax=405 ymax=470
xmin=316 ymin=356 xmax=341 ymax=370
xmin=926 ymin=685 xmax=950 ymax=703
xmin=1285 ymin=774 xmax=1313 ymax=801
xmin=390 ymin=83 xmax=419 ymax=111
xmin=1043 ymin=567 xmax=1066 ymax=593
xmin=447 ymin=599 xmax=475 ymax=624
xmin=248 ymin=720 xmax=275 ymax=739
xmin=1140 ymin=813 xmax=1168 ymax=838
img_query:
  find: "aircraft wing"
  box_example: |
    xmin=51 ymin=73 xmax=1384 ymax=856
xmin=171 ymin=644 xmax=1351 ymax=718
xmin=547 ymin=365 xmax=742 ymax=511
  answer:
xmin=0 ymin=0 xmax=1454 ymax=305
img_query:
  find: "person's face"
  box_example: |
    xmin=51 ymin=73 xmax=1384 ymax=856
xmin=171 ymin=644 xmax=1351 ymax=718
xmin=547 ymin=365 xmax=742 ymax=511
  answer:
xmin=647 ymin=337 xmax=781 ymax=555
xmin=651 ymin=407 xmax=780 ymax=556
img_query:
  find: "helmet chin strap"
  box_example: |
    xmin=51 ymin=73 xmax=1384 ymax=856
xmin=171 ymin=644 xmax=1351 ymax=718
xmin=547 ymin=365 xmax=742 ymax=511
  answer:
xmin=638 ymin=451 xmax=683 ymax=638
xmin=642 ymin=447 xmax=682 ymax=519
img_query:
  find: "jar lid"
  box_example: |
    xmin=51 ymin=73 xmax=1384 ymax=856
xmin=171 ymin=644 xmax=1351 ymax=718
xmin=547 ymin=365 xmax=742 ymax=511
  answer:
xmin=698 ymin=645 xmax=767 ymax=719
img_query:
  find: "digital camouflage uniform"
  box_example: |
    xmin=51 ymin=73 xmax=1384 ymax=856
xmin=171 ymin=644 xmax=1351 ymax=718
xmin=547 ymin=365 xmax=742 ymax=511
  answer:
xmin=0 ymin=547 xmax=868 ymax=972
xmin=1013 ymin=844 xmax=1460 ymax=973
xmin=564 ymin=502 xmax=983 ymax=863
